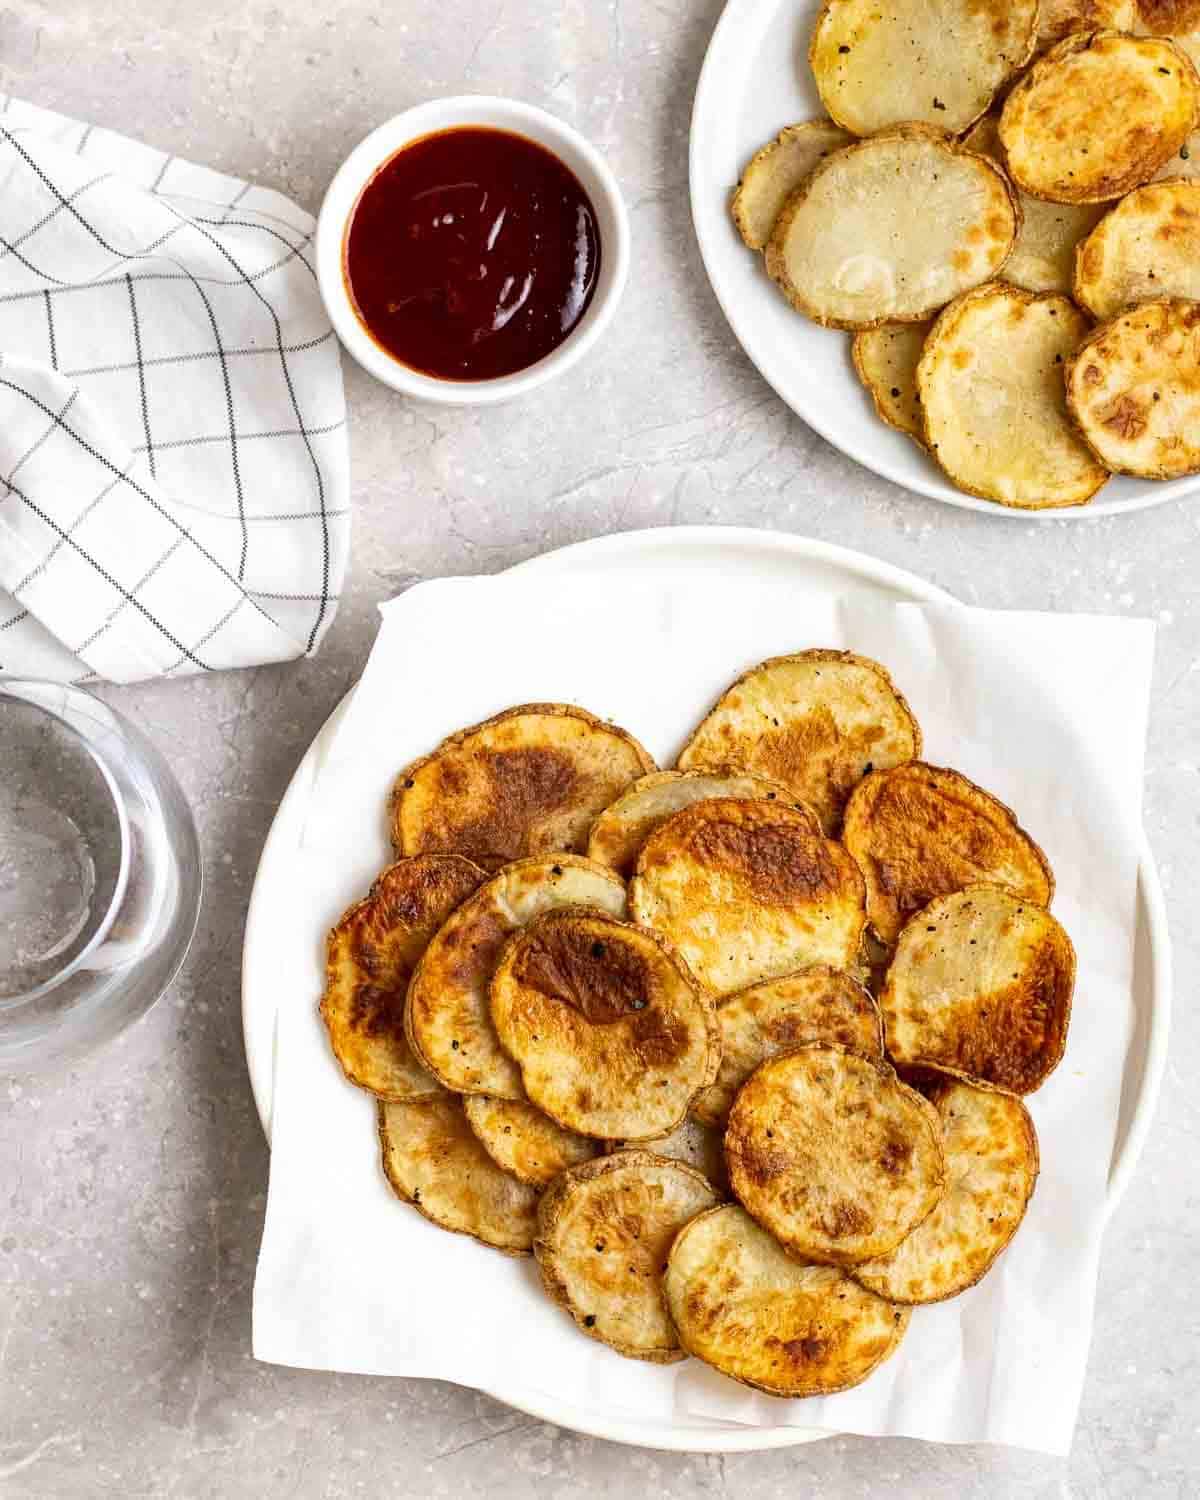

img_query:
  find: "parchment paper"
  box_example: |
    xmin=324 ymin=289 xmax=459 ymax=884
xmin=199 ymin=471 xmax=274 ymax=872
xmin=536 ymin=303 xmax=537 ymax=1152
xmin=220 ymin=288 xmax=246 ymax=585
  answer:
xmin=253 ymin=571 xmax=1155 ymax=1455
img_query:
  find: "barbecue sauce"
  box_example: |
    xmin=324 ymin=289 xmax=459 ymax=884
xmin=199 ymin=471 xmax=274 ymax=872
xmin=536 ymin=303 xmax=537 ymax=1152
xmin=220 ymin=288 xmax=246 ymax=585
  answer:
xmin=344 ymin=126 xmax=601 ymax=381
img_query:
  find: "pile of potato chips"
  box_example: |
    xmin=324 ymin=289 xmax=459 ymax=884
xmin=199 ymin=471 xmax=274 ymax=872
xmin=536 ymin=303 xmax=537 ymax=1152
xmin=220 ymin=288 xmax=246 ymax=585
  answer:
xmin=733 ymin=3 xmax=1200 ymax=507
xmin=320 ymin=651 xmax=1075 ymax=1397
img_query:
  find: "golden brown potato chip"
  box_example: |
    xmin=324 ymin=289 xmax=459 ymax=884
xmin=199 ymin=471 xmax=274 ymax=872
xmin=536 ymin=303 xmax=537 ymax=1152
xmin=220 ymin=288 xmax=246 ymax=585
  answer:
xmin=677 ymin=650 xmax=921 ymax=835
xmin=587 ymin=768 xmax=813 ymax=880
xmin=999 ymin=32 xmax=1199 ymax=204
xmin=665 ymin=1204 xmax=910 ymax=1396
xmin=378 ymin=1096 xmax=539 ymax=1255
xmin=765 ymin=127 xmax=1020 ymax=329
xmin=391 ymin=703 xmax=654 ymax=872
xmin=320 ymin=855 xmax=486 ymax=1100
xmin=631 ymin=798 xmax=866 ymax=995
xmin=881 ymin=885 xmax=1075 ymax=1093
xmin=535 ymin=1151 xmax=719 ymax=1361
xmin=853 ymin=1079 xmax=1039 ymax=1303
xmin=916 ymin=284 xmax=1110 ymax=510
xmin=726 ymin=1045 xmax=946 ymax=1265
xmin=489 ymin=908 xmax=720 ymax=1139
xmin=842 ymin=763 xmax=1055 ymax=947
xmin=406 ymin=854 xmax=627 ymax=1098
xmin=731 ymin=119 xmax=854 ymax=251
xmin=852 ymin=323 xmax=932 ymax=444
xmin=963 ymin=115 xmax=1108 ymax=294
xmin=606 ymin=1116 xmax=730 ymax=1195
xmin=1037 ymin=0 xmax=1135 ymax=49
xmin=1074 ymin=180 xmax=1200 ymax=318
xmin=810 ymin=0 xmax=1038 ymax=136
xmin=693 ymin=965 xmax=882 ymax=1128
xmin=1066 ymin=298 xmax=1200 ymax=476
xmin=463 ymin=1095 xmax=599 ymax=1187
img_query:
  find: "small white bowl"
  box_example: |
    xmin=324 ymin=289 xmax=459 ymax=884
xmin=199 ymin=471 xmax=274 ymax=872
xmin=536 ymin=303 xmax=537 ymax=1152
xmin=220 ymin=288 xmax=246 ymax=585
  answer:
xmin=315 ymin=96 xmax=630 ymax=406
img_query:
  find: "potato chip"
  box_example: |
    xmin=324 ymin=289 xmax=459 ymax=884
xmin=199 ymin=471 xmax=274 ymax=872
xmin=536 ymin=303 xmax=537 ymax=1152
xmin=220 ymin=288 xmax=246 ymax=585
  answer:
xmin=631 ymin=798 xmax=866 ymax=995
xmin=692 ymin=965 xmax=882 ymax=1128
xmin=606 ymin=1116 xmax=729 ymax=1195
xmin=391 ymin=703 xmax=654 ymax=872
xmin=378 ymin=1096 xmax=539 ymax=1254
xmin=587 ymin=768 xmax=811 ymax=880
xmin=321 ymin=855 xmax=485 ymax=1100
xmin=881 ymin=885 xmax=1075 ymax=1093
xmin=731 ymin=119 xmax=854 ymax=251
xmin=853 ymin=1079 xmax=1039 ymax=1302
xmin=963 ymin=115 xmax=1107 ymax=294
xmin=999 ymin=31 xmax=1199 ymax=203
xmin=917 ymin=284 xmax=1110 ymax=510
xmin=842 ymin=763 xmax=1055 ymax=946
xmin=407 ymin=854 xmax=626 ymax=1098
xmin=851 ymin=322 xmax=932 ymax=444
xmin=535 ymin=1152 xmax=719 ymax=1361
xmin=676 ymin=649 xmax=921 ymax=834
xmin=490 ymin=908 xmax=720 ymax=1139
xmin=665 ymin=1204 xmax=910 ymax=1396
xmin=463 ymin=1095 xmax=599 ymax=1187
xmin=1066 ymin=297 xmax=1200 ymax=476
xmin=1074 ymin=180 xmax=1200 ymax=318
xmin=810 ymin=0 xmax=1038 ymax=135
xmin=726 ymin=1045 xmax=946 ymax=1264
xmin=765 ymin=127 xmax=1019 ymax=329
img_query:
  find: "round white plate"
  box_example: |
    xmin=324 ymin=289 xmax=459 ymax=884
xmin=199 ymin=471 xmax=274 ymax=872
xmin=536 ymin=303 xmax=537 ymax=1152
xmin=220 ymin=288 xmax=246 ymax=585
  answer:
xmin=689 ymin=0 xmax=1197 ymax=518
xmin=242 ymin=525 xmax=1170 ymax=1451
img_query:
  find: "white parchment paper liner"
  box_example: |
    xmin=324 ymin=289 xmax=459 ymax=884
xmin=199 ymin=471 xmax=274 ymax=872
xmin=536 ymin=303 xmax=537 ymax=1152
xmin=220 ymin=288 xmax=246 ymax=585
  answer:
xmin=254 ymin=573 xmax=1154 ymax=1455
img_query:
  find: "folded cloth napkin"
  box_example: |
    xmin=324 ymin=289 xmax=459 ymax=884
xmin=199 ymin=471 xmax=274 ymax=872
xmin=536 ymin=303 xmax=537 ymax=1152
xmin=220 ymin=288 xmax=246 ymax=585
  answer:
xmin=0 ymin=96 xmax=350 ymax=684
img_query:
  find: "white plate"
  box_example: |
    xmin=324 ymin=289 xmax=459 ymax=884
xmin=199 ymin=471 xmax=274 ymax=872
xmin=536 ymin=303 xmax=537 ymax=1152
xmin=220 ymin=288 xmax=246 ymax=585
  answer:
xmin=689 ymin=0 xmax=1198 ymax=518
xmin=241 ymin=525 xmax=1171 ymax=1452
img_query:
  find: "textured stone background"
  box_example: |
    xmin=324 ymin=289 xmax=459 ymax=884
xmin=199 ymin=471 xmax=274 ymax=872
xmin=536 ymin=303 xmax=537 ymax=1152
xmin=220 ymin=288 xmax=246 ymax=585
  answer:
xmin=1 ymin=1 xmax=1197 ymax=1495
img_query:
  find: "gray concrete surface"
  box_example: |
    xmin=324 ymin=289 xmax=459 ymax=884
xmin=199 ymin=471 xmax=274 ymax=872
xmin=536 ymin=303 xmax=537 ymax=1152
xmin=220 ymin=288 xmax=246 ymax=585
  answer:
xmin=1 ymin=1 xmax=1197 ymax=1495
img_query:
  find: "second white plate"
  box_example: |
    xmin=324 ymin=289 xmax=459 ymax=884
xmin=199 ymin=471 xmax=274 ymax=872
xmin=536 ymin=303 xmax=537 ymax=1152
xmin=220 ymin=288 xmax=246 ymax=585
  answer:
xmin=689 ymin=0 xmax=1198 ymax=518
xmin=242 ymin=525 xmax=1170 ymax=1453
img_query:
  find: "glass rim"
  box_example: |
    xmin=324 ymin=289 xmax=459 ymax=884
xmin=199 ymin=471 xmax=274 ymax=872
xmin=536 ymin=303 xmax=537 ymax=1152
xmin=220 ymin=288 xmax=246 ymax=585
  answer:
xmin=0 ymin=679 xmax=134 ymax=1007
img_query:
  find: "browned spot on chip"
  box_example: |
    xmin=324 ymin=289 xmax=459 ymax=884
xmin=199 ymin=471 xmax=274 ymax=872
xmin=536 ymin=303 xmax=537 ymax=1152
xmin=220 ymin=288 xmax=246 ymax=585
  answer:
xmin=1100 ymin=393 xmax=1149 ymax=438
xmin=515 ymin=921 xmax=653 ymax=1025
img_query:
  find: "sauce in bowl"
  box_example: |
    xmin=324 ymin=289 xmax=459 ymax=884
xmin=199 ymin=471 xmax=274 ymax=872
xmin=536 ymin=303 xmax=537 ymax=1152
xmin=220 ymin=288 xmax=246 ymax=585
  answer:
xmin=344 ymin=126 xmax=602 ymax=382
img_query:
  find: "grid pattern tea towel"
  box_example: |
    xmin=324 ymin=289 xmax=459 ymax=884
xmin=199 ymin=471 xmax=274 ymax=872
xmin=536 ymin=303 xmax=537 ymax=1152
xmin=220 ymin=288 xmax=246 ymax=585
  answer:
xmin=0 ymin=96 xmax=350 ymax=684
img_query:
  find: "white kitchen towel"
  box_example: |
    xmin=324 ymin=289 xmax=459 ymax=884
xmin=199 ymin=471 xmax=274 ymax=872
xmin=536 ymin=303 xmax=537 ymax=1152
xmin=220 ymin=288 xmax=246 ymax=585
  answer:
xmin=253 ymin=573 xmax=1157 ymax=1456
xmin=0 ymin=95 xmax=350 ymax=685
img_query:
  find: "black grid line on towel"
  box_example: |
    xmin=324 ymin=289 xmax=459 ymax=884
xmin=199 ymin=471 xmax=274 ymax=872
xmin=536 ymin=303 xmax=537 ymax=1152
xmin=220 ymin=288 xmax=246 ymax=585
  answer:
xmin=3 ymin=474 xmax=210 ymax=670
xmin=0 ymin=117 xmax=344 ymax=679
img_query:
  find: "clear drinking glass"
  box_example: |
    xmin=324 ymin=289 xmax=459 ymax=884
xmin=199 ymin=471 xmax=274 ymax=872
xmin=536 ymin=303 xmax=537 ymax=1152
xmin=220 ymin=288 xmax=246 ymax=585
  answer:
xmin=0 ymin=680 xmax=202 ymax=1072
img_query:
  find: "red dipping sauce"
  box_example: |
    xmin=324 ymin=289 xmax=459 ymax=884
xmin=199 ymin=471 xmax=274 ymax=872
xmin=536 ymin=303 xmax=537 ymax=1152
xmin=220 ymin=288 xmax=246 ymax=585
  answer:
xmin=344 ymin=126 xmax=602 ymax=381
